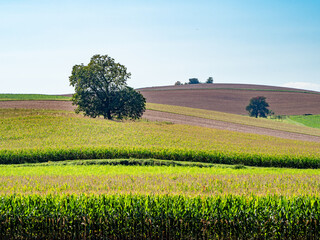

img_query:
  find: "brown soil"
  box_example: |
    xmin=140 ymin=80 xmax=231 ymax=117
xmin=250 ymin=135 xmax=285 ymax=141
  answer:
xmin=0 ymin=100 xmax=75 ymax=111
xmin=1 ymin=100 xmax=320 ymax=142
xmin=139 ymin=84 xmax=320 ymax=115
xmin=139 ymin=83 xmax=317 ymax=92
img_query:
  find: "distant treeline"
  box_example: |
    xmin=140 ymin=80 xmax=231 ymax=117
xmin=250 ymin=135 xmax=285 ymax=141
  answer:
xmin=175 ymin=77 xmax=214 ymax=85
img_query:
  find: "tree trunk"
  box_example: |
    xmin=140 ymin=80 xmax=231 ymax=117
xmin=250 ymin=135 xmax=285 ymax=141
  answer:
xmin=107 ymin=110 xmax=112 ymax=119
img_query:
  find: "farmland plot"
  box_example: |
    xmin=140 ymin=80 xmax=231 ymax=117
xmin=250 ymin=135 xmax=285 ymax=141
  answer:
xmin=1 ymin=108 xmax=320 ymax=238
xmin=1 ymin=109 xmax=320 ymax=168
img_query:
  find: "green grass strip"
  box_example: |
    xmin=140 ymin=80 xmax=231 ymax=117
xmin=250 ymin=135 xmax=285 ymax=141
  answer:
xmin=17 ymin=158 xmax=237 ymax=168
xmin=0 ymin=94 xmax=71 ymax=101
xmin=287 ymin=115 xmax=320 ymax=129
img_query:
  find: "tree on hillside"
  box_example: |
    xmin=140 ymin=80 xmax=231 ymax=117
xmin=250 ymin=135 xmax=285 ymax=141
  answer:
xmin=188 ymin=78 xmax=200 ymax=84
xmin=69 ymin=54 xmax=146 ymax=120
xmin=206 ymin=77 xmax=214 ymax=84
xmin=175 ymin=81 xmax=182 ymax=85
xmin=246 ymin=96 xmax=271 ymax=118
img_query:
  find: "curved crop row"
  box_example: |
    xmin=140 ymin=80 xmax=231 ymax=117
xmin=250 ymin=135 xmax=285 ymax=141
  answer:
xmin=0 ymin=146 xmax=320 ymax=168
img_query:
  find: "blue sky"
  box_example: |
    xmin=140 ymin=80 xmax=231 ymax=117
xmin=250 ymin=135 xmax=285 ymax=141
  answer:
xmin=1 ymin=0 xmax=320 ymax=93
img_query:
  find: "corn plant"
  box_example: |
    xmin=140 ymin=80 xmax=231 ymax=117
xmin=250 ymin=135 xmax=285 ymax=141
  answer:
xmin=0 ymin=195 xmax=319 ymax=239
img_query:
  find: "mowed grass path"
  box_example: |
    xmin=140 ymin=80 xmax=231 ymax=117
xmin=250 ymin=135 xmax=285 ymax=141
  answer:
xmin=0 ymin=163 xmax=320 ymax=196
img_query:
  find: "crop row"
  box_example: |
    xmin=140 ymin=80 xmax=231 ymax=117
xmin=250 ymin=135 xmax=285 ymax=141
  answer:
xmin=0 ymin=194 xmax=319 ymax=239
xmin=0 ymin=146 xmax=320 ymax=168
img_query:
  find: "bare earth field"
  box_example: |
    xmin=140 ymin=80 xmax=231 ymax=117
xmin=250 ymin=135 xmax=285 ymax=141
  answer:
xmin=139 ymin=83 xmax=320 ymax=115
xmin=1 ymin=100 xmax=320 ymax=142
xmin=0 ymin=100 xmax=75 ymax=111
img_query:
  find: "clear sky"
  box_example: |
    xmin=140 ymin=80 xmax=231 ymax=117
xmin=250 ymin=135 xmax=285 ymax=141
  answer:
xmin=1 ymin=0 xmax=320 ymax=94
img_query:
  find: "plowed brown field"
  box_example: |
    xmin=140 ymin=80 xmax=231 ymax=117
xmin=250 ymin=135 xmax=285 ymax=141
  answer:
xmin=139 ymin=83 xmax=320 ymax=115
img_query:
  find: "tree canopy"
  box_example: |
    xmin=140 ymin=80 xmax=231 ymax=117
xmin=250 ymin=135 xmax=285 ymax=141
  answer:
xmin=188 ymin=78 xmax=200 ymax=84
xmin=206 ymin=77 xmax=213 ymax=84
xmin=246 ymin=96 xmax=271 ymax=118
xmin=69 ymin=54 xmax=145 ymax=120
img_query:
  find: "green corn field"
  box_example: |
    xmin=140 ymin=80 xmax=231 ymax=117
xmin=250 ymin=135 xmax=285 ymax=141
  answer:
xmin=0 ymin=194 xmax=319 ymax=239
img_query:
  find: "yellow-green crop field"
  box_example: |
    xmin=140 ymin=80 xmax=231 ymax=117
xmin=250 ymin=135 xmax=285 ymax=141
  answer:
xmin=1 ymin=163 xmax=320 ymax=196
xmin=1 ymin=108 xmax=320 ymax=168
xmin=1 ymin=108 xmax=320 ymax=238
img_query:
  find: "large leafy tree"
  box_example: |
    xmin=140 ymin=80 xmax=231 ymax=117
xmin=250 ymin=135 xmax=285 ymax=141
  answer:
xmin=69 ymin=54 xmax=145 ymax=120
xmin=246 ymin=96 xmax=271 ymax=118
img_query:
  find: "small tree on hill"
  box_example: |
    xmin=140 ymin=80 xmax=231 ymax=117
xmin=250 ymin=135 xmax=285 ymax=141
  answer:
xmin=206 ymin=77 xmax=213 ymax=84
xmin=188 ymin=78 xmax=200 ymax=84
xmin=69 ymin=54 xmax=146 ymax=120
xmin=175 ymin=81 xmax=182 ymax=85
xmin=246 ymin=96 xmax=271 ymax=118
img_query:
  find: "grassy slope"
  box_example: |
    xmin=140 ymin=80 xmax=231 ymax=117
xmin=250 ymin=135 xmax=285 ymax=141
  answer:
xmin=1 ymin=108 xmax=319 ymax=156
xmin=1 ymin=109 xmax=320 ymax=168
xmin=2 ymin=93 xmax=318 ymax=133
xmin=286 ymin=115 xmax=320 ymax=129
xmin=0 ymin=94 xmax=71 ymax=101
xmin=147 ymin=103 xmax=320 ymax=136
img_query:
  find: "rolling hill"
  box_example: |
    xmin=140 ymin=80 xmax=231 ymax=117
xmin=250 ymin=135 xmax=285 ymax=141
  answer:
xmin=138 ymin=83 xmax=320 ymax=116
xmin=1 ymin=83 xmax=319 ymax=142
